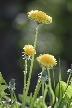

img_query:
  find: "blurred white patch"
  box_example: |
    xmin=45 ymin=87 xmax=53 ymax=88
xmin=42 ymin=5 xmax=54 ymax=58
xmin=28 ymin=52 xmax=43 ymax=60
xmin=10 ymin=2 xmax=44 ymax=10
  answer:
xmin=37 ymin=41 xmax=46 ymax=53
xmin=12 ymin=13 xmax=27 ymax=29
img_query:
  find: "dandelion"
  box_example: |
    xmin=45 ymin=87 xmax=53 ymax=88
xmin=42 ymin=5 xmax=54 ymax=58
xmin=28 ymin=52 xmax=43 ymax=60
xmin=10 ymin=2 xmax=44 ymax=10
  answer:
xmin=28 ymin=10 xmax=52 ymax=24
xmin=23 ymin=44 xmax=36 ymax=56
xmin=36 ymin=54 xmax=57 ymax=67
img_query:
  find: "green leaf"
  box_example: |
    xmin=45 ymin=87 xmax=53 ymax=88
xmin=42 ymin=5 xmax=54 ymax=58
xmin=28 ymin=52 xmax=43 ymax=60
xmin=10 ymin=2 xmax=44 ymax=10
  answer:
xmin=66 ymin=85 xmax=72 ymax=98
xmin=3 ymin=95 xmax=10 ymax=100
xmin=34 ymin=96 xmax=48 ymax=108
xmin=48 ymin=87 xmax=55 ymax=105
xmin=54 ymin=101 xmax=59 ymax=108
xmin=55 ymin=81 xmax=67 ymax=101
xmin=18 ymin=94 xmax=30 ymax=103
xmin=0 ymin=91 xmax=8 ymax=97
xmin=70 ymin=78 xmax=72 ymax=87
xmin=10 ymin=103 xmax=20 ymax=108
xmin=0 ymin=72 xmax=6 ymax=84
xmin=55 ymin=81 xmax=72 ymax=103
xmin=0 ymin=85 xmax=8 ymax=91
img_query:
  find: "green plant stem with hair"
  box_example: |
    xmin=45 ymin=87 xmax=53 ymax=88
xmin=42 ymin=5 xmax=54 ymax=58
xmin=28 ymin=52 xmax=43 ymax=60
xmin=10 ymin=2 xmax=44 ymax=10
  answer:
xmin=47 ymin=68 xmax=51 ymax=88
xmin=59 ymin=58 xmax=61 ymax=82
xmin=9 ymin=89 xmax=18 ymax=108
xmin=12 ymin=90 xmax=18 ymax=108
xmin=43 ymin=84 xmax=49 ymax=101
xmin=47 ymin=68 xmax=54 ymax=104
xmin=30 ymin=80 xmax=41 ymax=108
xmin=42 ymin=67 xmax=45 ymax=97
xmin=22 ymin=59 xmax=27 ymax=108
xmin=47 ymin=69 xmax=51 ymax=102
xmin=23 ymin=24 xmax=39 ymax=108
xmin=10 ymin=89 xmax=13 ymax=107
xmin=42 ymin=81 xmax=44 ymax=97
xmin=52 ymin=68 xmax=55 ymax=90
xmin=67 ymin=73 xmax=71 ymax=85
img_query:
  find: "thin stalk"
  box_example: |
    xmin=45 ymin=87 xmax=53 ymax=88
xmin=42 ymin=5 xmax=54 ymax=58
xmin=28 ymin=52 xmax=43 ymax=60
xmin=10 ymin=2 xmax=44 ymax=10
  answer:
xmin=67 ymin=73 xmax=71 ymax=85
xmin=42 ymin=67 xmax=45 ymax=97
xmin=47 ymin=68 xmax=51 ymax=87
xmin=33 ymin=25 xmax=39 ymax=48
xmin=22 ymin=59 xmax=27 ymax=108
xmin=52 ymin=68 xmax=55 ymax=90
xmin=59 ymin=58 xmax=61 ymax=82
xmin=43 ymin=84 xmax=49 ymax=101
xmin=10 ymin=89 xmax=18 ymax=108
xmin=10 ymin=89 xmax=13 ymax=108
xmin=58 ymin=58 xmax=61 ymax=101
xmin=47 ymin=68 xmax=52 ymax=105
xmin=24 ymin=24 xmax=39 ymax=103
xmin=30 ymin=92 xmax=32 ymax=103
xmin=30 ymin=80 xmax=41 ymax=108
xmin=12 ymin=90 xmax=18 ymax=108
xmin=42 ymin=81 xmax=44 ymax=97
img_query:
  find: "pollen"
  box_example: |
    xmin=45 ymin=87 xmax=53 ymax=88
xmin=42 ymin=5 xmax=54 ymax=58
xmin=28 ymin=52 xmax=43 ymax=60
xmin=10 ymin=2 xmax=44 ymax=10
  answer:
xmin=28 ymin=10 xmax=52 ymax=24
xmin=36 ymin=54 xmax=57 ymax=67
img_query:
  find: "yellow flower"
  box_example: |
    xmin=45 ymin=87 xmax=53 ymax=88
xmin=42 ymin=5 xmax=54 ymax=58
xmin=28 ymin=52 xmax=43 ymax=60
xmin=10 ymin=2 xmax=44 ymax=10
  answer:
xmin=36 ymin=54 xmax=57 ymax=67
xmin=28 ymin=10 xmax=52 ymax=24
xmin=23 ymin=44 xmax=36 ymax=56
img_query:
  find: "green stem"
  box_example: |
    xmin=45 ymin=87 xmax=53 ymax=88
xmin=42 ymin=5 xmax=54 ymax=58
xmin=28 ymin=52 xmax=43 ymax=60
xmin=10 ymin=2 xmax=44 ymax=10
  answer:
xmin=30 ymin=80 xmax=41 ymax=108
xmin=44 ymin=84 xmax=48 ymax=101
xmin=42 ymin=67 xmax=45 ymax=97
xmin=24 ymin=24 xmax=39 ymax=103
xmin=59 ymin=58 xmax=61 ymax=81
xmin=22 ymin=59 xmax=27 ymax=108
xmin=12 ymin=90 xmax=18 ymax=108
xmin=33 ymin=25 xmax=39 ymax=48
xmin=52 ymin=68 xmax=55 ymax=90
xmin=10 ymin=89 xmax=13 ymax=108
xmin=47 ymin=68 xmax=51 ymax=87
xmin=47 ymin=68 xmax=52 ymax=105
xmin=67 ymin=73 xmax=71 ymax=85
xmin=42 ymin=81 xmax=44 ymax=97
xmin=30 ymin=92 xmax=32 ymax=103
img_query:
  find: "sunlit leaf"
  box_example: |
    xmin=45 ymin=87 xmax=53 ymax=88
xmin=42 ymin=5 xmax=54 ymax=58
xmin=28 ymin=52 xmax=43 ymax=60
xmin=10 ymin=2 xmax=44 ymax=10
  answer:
xmin=55 ymin=81 xmax=72 ymax=103
xmin=0 ymin=72 xmax=6 ymax=84
xmin=0 ymin=85 xmax=8 ymax=91
xmin=18 ymin=94 xmax=30 ymax=104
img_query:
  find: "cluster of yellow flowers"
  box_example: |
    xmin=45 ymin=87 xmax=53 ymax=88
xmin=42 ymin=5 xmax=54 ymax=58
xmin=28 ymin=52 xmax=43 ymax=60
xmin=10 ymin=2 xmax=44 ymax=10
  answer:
xmin=37 ymin=54 xmax=57 ymax=67
xmin=23 ymin=10 xmax=57 ymax=68
xmin=23 ymin=44 xmax=57 ymax=68
xmin=23 ymin=45 xmax=36 ymax=56
xmin=28 ymin=10 xmax=52 ymax=24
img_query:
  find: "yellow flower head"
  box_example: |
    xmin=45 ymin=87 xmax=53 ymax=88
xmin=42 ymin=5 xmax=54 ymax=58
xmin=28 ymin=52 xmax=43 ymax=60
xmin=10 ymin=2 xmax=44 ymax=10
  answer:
xmin=23 ymin=44 xmax=36 ymax=56
xmin=36 ymin=54 xmax=57 ymax=67
xmin=28 ymin=10 xmax=52 ymax=24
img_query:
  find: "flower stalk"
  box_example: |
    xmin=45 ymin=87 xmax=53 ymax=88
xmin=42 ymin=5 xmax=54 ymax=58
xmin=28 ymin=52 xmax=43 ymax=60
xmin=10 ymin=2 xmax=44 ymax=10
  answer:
xmin=24 ymin=24 xmax=39 ymax=106
xmin=42 ymin=67 xmax=45 ymax=97
xmin=30 ymin=80 xmax=41 ymax=108
xmin=22 ymin=59 xmax=27 ymax=108
xmin=42 ymin=81 xmax=44 ymax=97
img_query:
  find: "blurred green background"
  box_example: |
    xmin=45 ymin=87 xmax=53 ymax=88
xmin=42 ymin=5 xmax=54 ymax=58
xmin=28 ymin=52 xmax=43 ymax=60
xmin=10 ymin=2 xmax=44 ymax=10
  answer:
xmin=0 ymin=0 xmax=72 ymax=99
